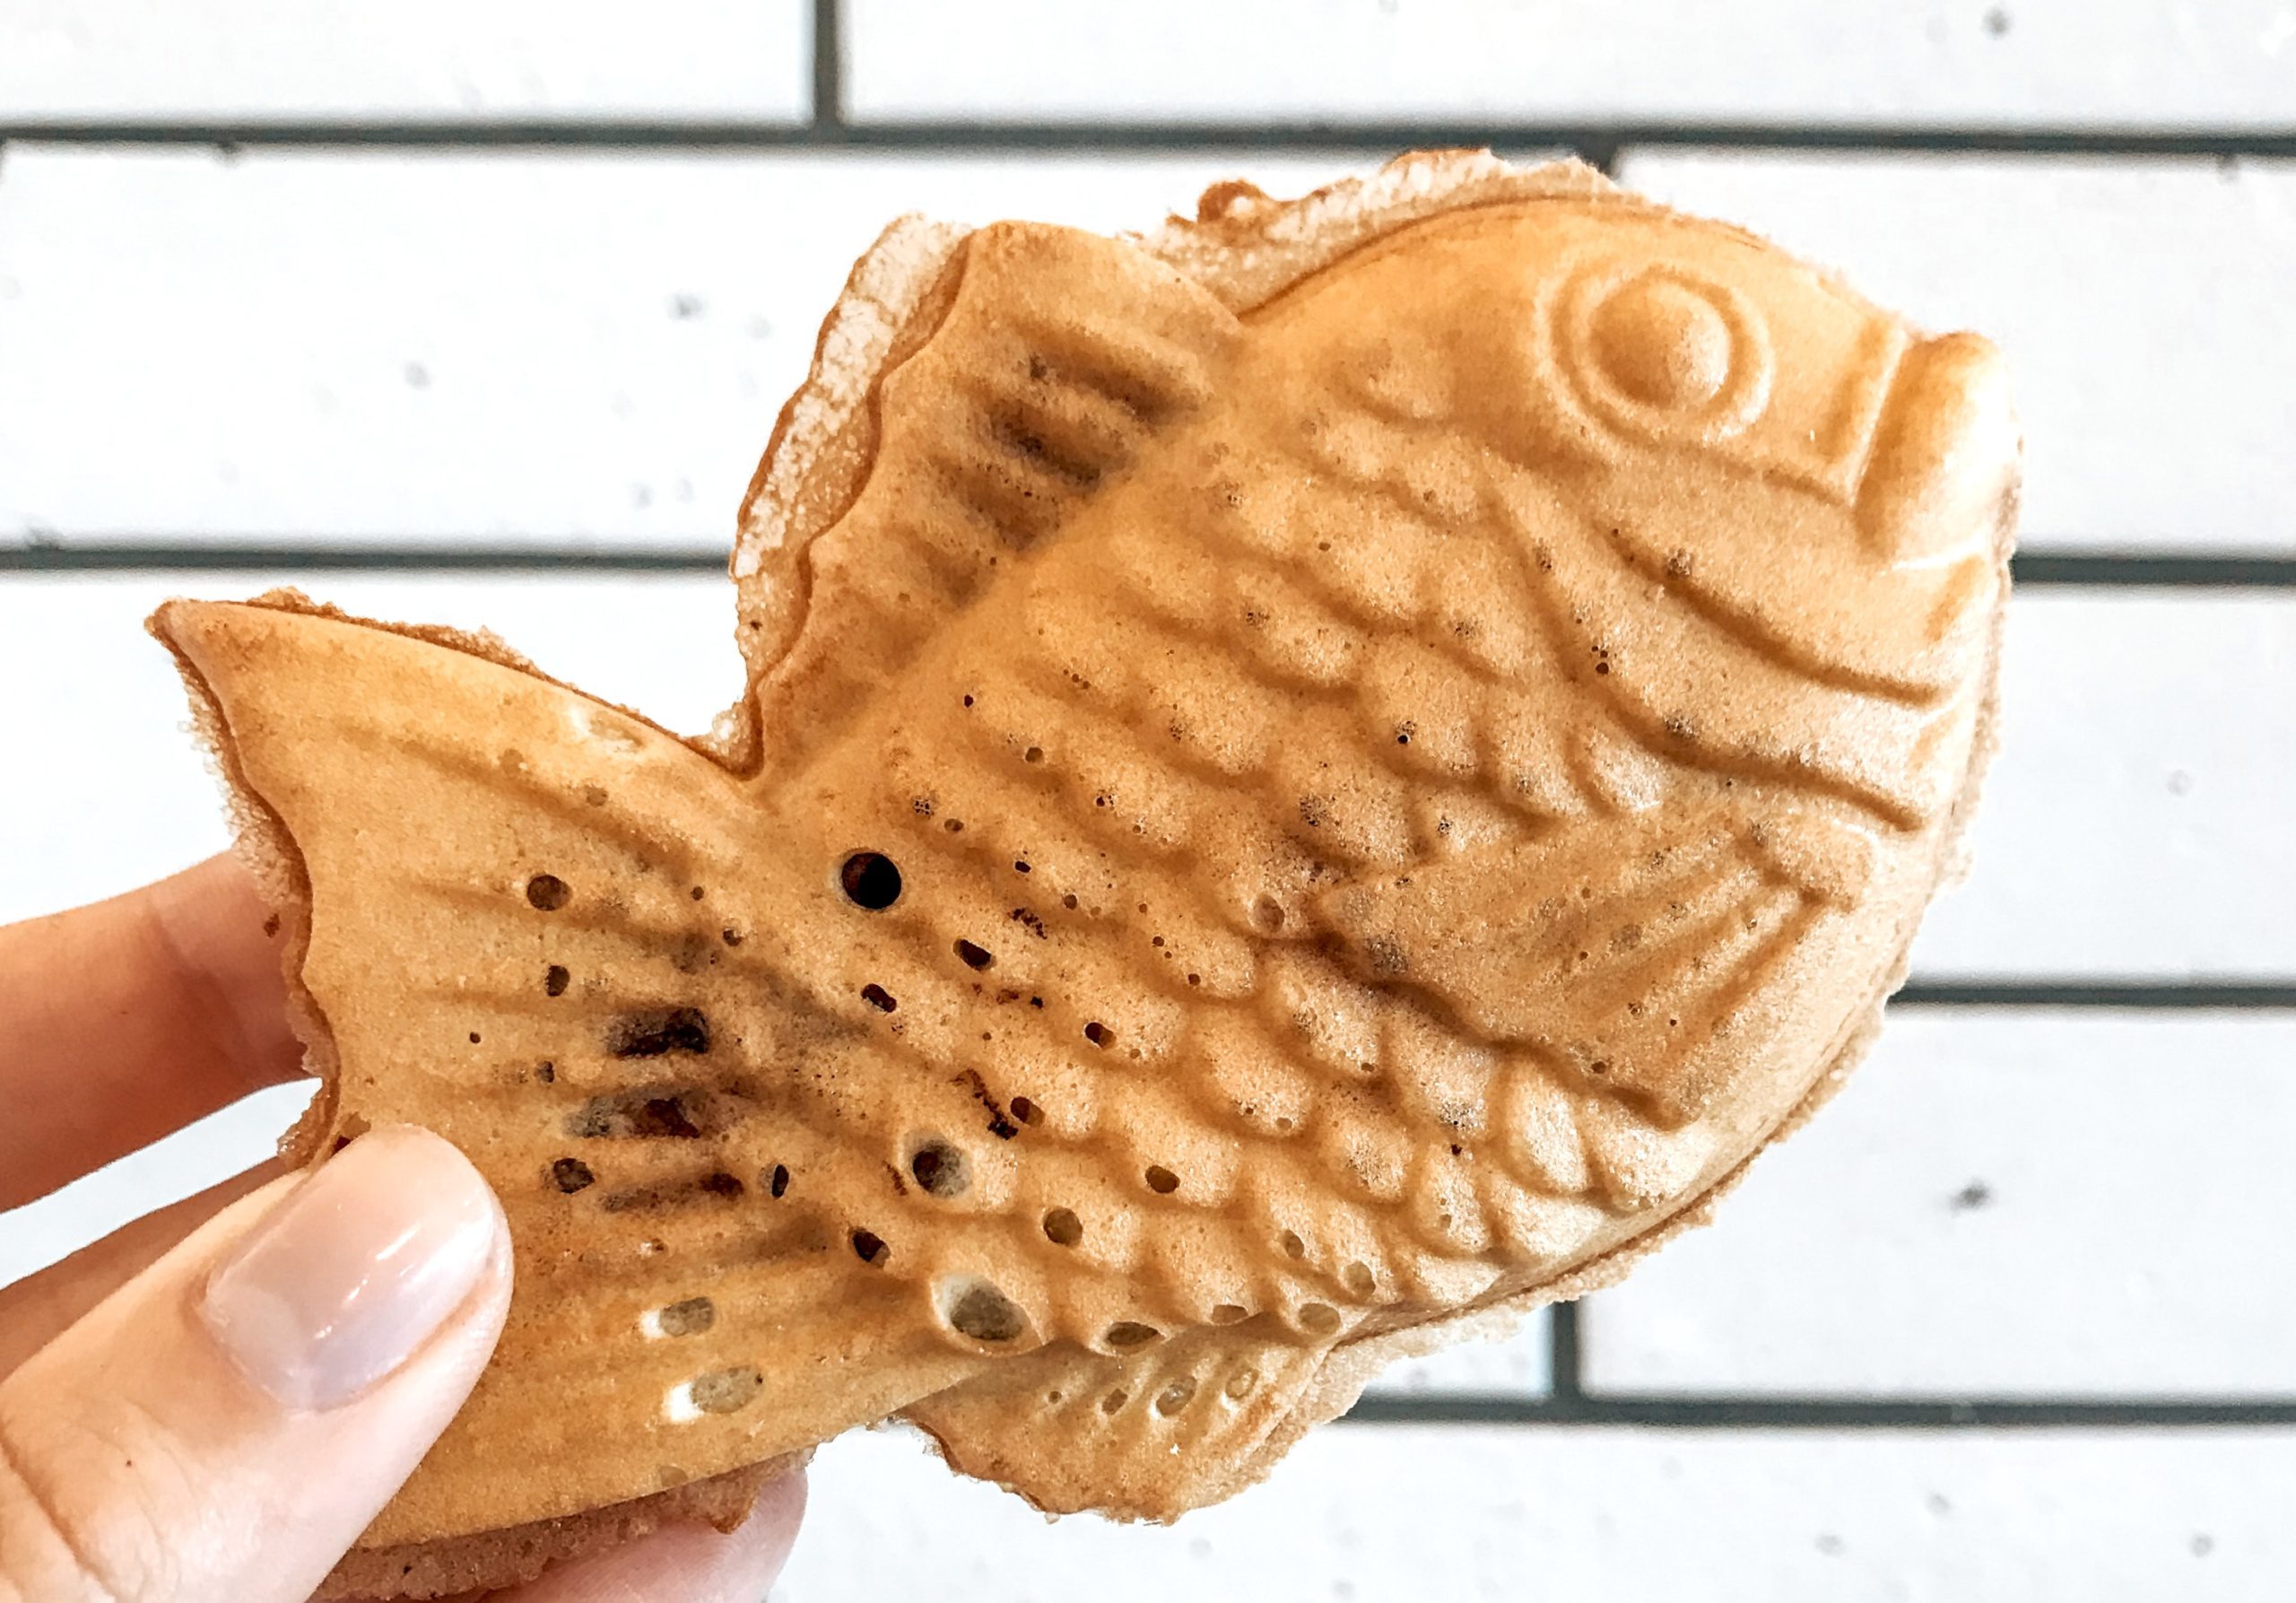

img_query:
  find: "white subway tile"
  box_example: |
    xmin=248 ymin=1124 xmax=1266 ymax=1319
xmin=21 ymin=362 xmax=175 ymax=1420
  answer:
xmin=1582 ymin=1011 xmax=2296 ymax=1395
xmin=0 ymin=0 xmax=809 ymax=120
xmin=10 ymin=150 xmax=2281 ymax=555
xmin=1914 ymin=593 xmax=2296 ymax=979
xmin=781 ymin=1421 xmax=2296 ymax=1601
xmin=847 ymin=0 xmax=2296 ymax=126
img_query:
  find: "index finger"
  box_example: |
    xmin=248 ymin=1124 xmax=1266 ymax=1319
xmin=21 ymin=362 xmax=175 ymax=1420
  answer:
xmin=0 ymin=853 xmax=306 ymax=1211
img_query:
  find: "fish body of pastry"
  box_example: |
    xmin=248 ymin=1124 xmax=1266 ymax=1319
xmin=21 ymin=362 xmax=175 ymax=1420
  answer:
xmin=152 ymin=154 xmax=2016 ymax=1576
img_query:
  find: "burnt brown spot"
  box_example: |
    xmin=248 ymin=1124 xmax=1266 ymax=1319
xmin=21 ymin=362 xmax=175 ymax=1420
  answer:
xmin=952 ymin=1068 xmax=1022 ymax=1139
xmin=602 ymin=1169 xmax=743 ymax=1213
xmin=1010 ymin=907 xmax=1048 ymax=938
xmin=605 ymin=1007 xmax=710 ymax=1059
xmin=566 ymin=1089 xmax=709 ymax=1139
xmin=544 ymin=964 xmax=571 ymax=997
xmin=526 ymin=874 xmax=571 ymax=910
xmin=1364 ymin=934 xmax=1408 ymax=977
xmin=551 ymin=1157 xmax=595 ymax=1193
xmin=535 ymin=1060 xmax=556 ymax=1084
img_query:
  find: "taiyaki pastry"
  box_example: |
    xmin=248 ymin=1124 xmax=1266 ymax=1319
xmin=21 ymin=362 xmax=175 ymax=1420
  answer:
xmin=152 ymin=151 xmax=2018 ymax=1598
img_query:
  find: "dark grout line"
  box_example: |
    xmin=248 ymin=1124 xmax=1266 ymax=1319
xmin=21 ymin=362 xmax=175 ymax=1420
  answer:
xmin=1339 ymin=1394 xmax=2296 ymax=1428
xmin=1547 ymin=1303 xmax=1585 ymax=1402
xmin=1 ymin=119 xmax=2291 ymax=160
xmin=2013 ymin=553 xmax=2296 ymax=588
xmin=6 ymin=546 xmax=2295 ymax=589
xmin=810 ymin=0 xmax=844 ymax=133
xmin=1895 ymin=980 xmax=2296 ymax=1010
xmin=0 ymin=544 xmax=735 ymax=573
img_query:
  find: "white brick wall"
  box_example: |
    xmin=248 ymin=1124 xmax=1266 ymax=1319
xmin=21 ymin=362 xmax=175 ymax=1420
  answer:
xmin=0 ymin=0 xmax=813 ymax=120
xmin=1582 ymin=1011 xmax=2296 ymax=1395
xmin=778 ymin=1424 xmax=2296 ymax=1601
xmin=844 ymin=0 xmax=2296 ymax=126
xmin=3 ymin=4 xmax=2292 ymax=1597
xmin=5 ymin=150 xmax=2290 ymax=553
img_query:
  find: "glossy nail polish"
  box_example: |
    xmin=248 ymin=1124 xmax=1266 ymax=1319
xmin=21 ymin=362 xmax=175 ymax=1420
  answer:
xmin=197 ymin=1125 xmax=501 ymax=1411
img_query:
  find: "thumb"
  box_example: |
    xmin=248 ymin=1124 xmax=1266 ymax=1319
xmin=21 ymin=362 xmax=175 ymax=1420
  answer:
xmin=0 ymin=1126 xmax=512 ymax=1603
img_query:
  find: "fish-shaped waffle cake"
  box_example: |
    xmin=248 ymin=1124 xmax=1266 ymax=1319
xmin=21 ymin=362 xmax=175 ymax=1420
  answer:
xmin=153 ymin=152 xmax=2017 ymax=1597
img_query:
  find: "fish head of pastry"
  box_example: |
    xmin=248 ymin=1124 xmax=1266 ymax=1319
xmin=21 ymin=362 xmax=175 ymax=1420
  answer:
xmin=1270 ymin=201 xmax=2020 ymax=701
xmin=1534 ymin=213 xmax=2020 ymax=700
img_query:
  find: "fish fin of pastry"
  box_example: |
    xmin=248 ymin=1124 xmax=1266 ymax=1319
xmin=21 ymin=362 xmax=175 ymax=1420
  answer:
xmin=151 ymin=596 xmax=985 ymax=1545
xmin=739 ymin=221 xmax=1244 ymax=772
xmin=903 ymin=1326 xmax=1332 ymax=1520
xmin=1314 ymin=792 xmax=1870 ymax=1121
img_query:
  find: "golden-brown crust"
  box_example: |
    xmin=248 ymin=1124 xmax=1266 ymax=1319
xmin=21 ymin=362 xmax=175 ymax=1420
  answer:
xmin=154 ymin=149 xmax=2017 ymax=1590
xmin=152 ymin=591 xmax=812 ymax=1599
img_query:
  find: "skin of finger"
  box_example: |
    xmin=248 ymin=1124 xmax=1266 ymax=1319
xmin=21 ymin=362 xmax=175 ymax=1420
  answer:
xmin=474 ymin=1471 xmax=809 ymax=1603
xmin=0 ymin=1160 xmax=290 ymax=1380
xmin=0 ymin=855 xmax=306 ymax=1211
xmin=0 ymin=1170 xmax=511 ymax=1603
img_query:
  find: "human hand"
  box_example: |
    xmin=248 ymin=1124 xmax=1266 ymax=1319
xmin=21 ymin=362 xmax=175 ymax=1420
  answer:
xmin=0 ymin=856 xmax=804 ymax=1602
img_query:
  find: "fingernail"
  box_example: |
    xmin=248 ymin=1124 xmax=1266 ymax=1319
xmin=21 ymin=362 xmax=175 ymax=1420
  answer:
xmin=198 ymin=1126 xmax=503 ymax=1411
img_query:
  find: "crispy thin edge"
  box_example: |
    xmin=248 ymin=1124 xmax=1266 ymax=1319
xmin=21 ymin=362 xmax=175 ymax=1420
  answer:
xmin=315 ymin=1452 xmax=805 ymax=1600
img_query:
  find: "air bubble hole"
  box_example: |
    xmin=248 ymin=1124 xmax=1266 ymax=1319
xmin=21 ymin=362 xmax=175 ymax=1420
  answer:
xmin=910 ymin=1140 xmax=970 ymax=1198
xmin=839 ymin=851 xmax=902 ymax=910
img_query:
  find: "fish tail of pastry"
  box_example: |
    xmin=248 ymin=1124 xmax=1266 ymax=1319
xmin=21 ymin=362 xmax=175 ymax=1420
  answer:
xmin=150 ymin=595 xmax=995 ymax=1534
